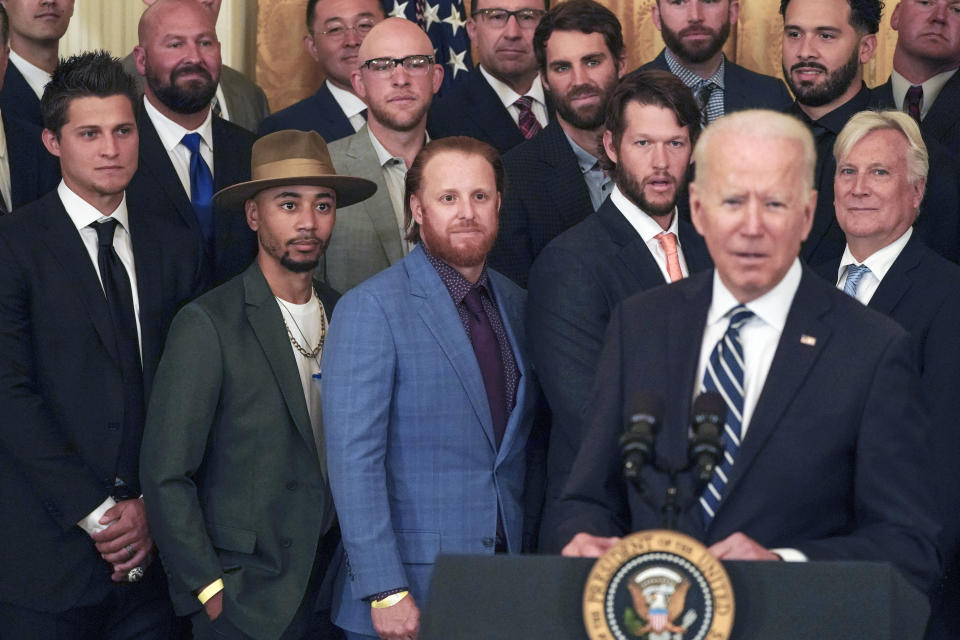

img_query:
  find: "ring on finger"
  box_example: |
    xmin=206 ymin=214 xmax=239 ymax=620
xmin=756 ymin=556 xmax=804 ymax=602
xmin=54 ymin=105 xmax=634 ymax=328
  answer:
xmin=125 ymin=544 xmax=135 ymax=560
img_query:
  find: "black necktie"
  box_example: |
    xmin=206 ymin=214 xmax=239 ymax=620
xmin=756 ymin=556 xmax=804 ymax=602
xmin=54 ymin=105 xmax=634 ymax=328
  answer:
xmin=93 ymin=219 xmax=145 ymax=493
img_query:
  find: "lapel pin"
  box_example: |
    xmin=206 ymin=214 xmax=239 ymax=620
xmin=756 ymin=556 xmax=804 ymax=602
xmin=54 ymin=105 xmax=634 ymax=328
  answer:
xmin=800 ymin=335 xmax=817 ymax=346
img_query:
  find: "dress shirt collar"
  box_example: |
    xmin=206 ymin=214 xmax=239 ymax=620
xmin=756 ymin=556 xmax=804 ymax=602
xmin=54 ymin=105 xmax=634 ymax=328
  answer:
xmin=0 ymin=111 xmax=8 ymax=160
xmin=478 ymin=65 xmax=547 ymax=111
xmin=563 ymin=129 xmax=600 ymax=175
xmin=708 ymin=258 xmax=801 ymax=333
xmin=58 ymin=180 xmax=130 ymax=231
xmin=838 ymin=226 xmax=912 ymax=284
xmin=890 ymin=68 xmax=957 ymax=118
xmin=664 ymin=48 xmax=726 ymax=91
xmin=609 ymin=185 xmax=678 ymax=242
xmin=9 ymin=50 xmax=51 ymax=100
xmin=326 ymin=79 xmax=368 ymax=119
xmin=143 ymin=95 xmax=214 ymax=153
xmin=423 ymin=244 xmax=491 ymax=305
xmin=789 ymin=84 xmax=873 ymax=134
xmin=367 ymin=126 xmax=428 ymax=169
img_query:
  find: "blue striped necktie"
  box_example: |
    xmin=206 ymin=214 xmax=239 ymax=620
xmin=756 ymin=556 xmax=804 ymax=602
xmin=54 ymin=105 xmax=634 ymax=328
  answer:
xmin=700 ymin=305 xmax=754 ymax=527
xmin=843 ymin=264 xmax=870 ymax=298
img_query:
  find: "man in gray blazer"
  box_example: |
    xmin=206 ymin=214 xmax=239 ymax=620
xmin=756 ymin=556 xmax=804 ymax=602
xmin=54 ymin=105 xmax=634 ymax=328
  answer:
xmin=321 ymin=17 xmax=443 ymax=293
xmin=140 ymin=130 xmax=376 ymax=640
xmin=122 ymin=0 xmax=270 ymax=133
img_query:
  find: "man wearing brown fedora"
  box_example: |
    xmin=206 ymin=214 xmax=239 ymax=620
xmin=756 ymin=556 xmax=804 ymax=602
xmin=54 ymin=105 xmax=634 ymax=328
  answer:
xmin=140 ymin=129 xmax=376 ymax=640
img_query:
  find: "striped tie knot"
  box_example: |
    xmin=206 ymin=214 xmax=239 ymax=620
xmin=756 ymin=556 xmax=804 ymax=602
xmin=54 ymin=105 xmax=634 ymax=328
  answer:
xmin=727 ymin=305 xmax=754 ymax=332
xmin=843 ymin=263 xmax=870 ymax=297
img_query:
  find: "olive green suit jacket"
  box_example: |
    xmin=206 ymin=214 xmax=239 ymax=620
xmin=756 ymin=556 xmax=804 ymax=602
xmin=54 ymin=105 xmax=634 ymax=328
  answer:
xmin=140 ymin=263 xmax=337 ymax=640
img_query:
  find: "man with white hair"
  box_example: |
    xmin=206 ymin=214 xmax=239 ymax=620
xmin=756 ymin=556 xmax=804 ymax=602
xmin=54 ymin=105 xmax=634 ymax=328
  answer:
xmin=815 ymin=109 xmax=960 ymax=639
xmin=549 ymin=109 xmax=941 ymax=595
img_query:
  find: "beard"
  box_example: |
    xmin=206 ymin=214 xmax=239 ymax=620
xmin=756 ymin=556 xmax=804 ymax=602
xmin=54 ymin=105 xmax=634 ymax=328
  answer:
xmin=366 ymin=96 xmax=431 ymax=132
xmin=784 ymin=45 xmax=860 ymax=108
xmin=420 ymin=215 xmax=497 ymax=271
xmin=261 ymin=234 xmax=326 ymax=273
xmin=553 ymin=82 xmax=613 ymax=131
xmin=616 ymin=163 xmax=686 ymax=217
xmin=146 ymin=63 xmax=219 ymax=115
xmin=661 ymin=20 xmax=731 ymax=64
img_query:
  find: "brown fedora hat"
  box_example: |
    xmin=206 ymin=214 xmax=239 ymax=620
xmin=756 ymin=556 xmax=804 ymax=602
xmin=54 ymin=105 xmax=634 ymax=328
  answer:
xmin=213 ymin=130 xmax=377 ymax=210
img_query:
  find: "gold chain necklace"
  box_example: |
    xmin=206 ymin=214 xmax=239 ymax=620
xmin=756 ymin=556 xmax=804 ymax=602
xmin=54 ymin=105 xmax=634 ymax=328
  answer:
xmin=276 ymin=293 xmax=327 ymax=360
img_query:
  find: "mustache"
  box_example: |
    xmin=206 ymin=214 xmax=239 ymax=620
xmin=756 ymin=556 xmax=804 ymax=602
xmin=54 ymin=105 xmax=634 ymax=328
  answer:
xmin=566 ymin=84 xmax=600 ymax=100
xmin=790 ymin=61 xmax=828 ymax=73
xmin=286 ymin=234 xmax=322 ymax=245
xmin=172 ymin=63 xmax=214 ymax=82
xmin=678 ymin=26 xmax=715 ymax=37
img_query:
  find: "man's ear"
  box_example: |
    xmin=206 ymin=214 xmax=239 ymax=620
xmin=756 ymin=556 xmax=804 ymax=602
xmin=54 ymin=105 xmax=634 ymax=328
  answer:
xmin=245 ymin=199 xmax=259 ymax=231
xmin=41 ymin=129 xmax=62 ymax=158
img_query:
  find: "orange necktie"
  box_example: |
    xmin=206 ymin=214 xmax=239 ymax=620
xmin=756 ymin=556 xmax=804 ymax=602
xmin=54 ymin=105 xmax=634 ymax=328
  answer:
xmin=656 ymin=231 xmax=684 ymax=282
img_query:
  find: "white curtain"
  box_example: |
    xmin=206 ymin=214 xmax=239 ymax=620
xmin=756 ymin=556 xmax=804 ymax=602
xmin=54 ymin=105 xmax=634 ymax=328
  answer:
xmin=60 ymin=0 xmax=255 ymax=76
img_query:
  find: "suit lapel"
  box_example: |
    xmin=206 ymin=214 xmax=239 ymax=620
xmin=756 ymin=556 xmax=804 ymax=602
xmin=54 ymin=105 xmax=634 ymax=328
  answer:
xmin=407 ymin=246 xmax=498 ymax=451
xmin=538 ymin=123 xmax=594 ymax=228
xmin=719 ymin=269 xmax=832 ymax=503
xmin=128 ymin=205 xmax=164 ymax=395
xmin=922 ymin=70 xmax=960 ymax=142
xmin=243 ymin=264 xmax=318 ymax=455
xmin=315 ymin=84 xmax=356 ymax=141
xmin=136 ymin=103 xmax=199 ymax=234
xmin=487 ymin=271 xmax=528 ymax=462
xmin=343 ymin=127 xmax=404 ymax=264
xmin=868 ymin=235 xmax=921 ymax=316
xmin=595 ymin=199 xmax=669 ymax=290
xmin=39 ymin=193 xmax=120 ymax=366
xmin=466 ymin=73 xmax=524 ymax=152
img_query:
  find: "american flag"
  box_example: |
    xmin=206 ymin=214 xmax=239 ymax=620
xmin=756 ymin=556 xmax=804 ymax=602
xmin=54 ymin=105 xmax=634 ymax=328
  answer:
xmin=649 ymin=606 xmax=669 ymax=632
xmin=381 ymin=0 xmax=473 ymax=95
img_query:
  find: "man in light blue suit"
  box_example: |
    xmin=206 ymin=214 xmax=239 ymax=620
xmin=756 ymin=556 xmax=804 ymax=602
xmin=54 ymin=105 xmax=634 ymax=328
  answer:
xmin=323 ymin=136 xmax=539 ymax=640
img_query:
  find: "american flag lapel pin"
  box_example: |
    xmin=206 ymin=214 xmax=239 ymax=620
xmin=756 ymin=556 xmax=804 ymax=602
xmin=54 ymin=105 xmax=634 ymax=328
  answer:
xmin=800 ymin=334 xmax=817 ymax=346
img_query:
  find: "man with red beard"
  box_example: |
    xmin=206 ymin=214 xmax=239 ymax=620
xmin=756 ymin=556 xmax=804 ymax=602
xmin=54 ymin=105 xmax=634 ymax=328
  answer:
xmin=321 ymin=17 xmax=443 ymax=294
xmin=489 ymin=0 xmax=624 ymax=287
xmin=126 ymin=0 xmax=256 ymax=289
xmin=322 ymin=136 xmax=539 ymax=640
xmin=640 ymin=0 xmax=791 ymax=125
xmin=528 ymin=70 xmax=714 ymax=546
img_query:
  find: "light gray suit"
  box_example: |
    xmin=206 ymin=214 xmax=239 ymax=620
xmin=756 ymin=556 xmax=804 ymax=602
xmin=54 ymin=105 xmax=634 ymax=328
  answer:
xmin=321 ymin=124 xmax=405 ymax=293
xmin=121 ymin=53 xmax=270 ymax=133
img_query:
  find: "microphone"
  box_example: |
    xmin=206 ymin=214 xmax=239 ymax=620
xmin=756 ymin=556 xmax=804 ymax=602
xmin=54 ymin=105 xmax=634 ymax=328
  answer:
xmin=689 ymin=392 xmax=726 ymax=484
xmin=619 ymin=391 xmax=663 ymax=484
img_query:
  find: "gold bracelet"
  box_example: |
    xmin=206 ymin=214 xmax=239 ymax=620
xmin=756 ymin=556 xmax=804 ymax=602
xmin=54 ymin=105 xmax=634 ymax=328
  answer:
xmin=370 ymin=590 xmax=409 ymax=609
xmin=197 ymin=578 xmax=224 ymax=605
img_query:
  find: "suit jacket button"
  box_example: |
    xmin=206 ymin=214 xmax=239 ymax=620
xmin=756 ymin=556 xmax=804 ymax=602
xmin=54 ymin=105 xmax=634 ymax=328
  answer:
xmin=281 ymin=538 xmax=292 ymax=548
xmin=286 ymin=481 xmax=298 ymax=491
xmin=482 ymin=537 xmax=495 ymax=548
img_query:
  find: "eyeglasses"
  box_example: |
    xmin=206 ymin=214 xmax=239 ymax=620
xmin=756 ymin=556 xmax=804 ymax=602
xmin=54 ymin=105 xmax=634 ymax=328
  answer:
xmin=315 ymin=19 xmax=376 ymax=41
xmin=471 ymin=8 xmax=546 ymax=29
xmin=360 ymin=55 xmax=435 ymax=76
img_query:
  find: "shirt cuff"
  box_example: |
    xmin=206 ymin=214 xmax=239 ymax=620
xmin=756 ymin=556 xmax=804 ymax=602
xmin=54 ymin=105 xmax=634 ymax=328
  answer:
xmin=77 ymin=496 xmax=118 ymax=536
xmin=772 ymin=547 xmax=807 ymax=562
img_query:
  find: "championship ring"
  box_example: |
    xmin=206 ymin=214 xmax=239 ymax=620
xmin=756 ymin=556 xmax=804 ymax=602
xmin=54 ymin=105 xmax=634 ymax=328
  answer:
xmin=127 ymin=566 xmax=145 ymax=583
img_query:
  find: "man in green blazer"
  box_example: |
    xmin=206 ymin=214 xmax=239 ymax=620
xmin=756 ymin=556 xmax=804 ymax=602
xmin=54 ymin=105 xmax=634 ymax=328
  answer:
xmin=140 ymin=130 xmax=376 ymax=640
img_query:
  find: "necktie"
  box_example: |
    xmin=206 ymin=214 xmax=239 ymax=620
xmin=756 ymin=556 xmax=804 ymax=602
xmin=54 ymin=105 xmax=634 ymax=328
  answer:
xmin=181 ymin=133 xmax=215 ymax=248
xmin=93 ymin=219 xmax=145 ymax=493
xmin=697 ymin=81 xmax=718 ymax=126
xmin=211 ymin=95 xmax=222 ymax=118
xmin=655 ymin=231 xmax=684 ymax=282
xmin=700 ymin=305 xmax=754 ymax=527
xmin=464 ymin=286 xmax=507 ymax=448
xmin=843 ymin=263 xmax=871 ymax=298
xmin=514 ymin=96 xmax=542 ymax=140
xmin=904 ymin=85 xmax=923 ymax=124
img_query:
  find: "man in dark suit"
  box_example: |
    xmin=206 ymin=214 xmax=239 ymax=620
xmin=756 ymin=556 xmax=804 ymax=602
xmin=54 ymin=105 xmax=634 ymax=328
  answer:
xmin=122 ymin=0 xmax=270 ymax=134
xmin=871 ymin=0 xmax=960 ymax=157
xmin=0 ymin=6 xmax=58 ymax=211
xmin=550 ymin=109 xmax=941 ymax=595
xmin=258 ymin=0 xmax=384 ymax=142
xmin=0 ymin=0 xmax=73 ymax=126
xmin=491 ymin=0 xmax=625 ymax=287
xmin=141 ymin=130 xmax=376 ymax=640
xmin=127 ymin=0 xmax=256 ymax=288
xmin=814 ymin=110 xmax=960 ymax=639
xmin=530 ymin=70 xmax=712 ymax=539
xmin=640 ymin=0 xmax=791 ymax=122
xmin=0 ymin=51 xmax=202 ymax=638
xmin=428 ymin=0 xmax=553 ymax=155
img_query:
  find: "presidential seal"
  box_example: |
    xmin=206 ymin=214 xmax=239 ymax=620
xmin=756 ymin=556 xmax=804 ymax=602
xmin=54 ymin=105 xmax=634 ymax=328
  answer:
xmin=583 ymin=530 xmax=734 ymax=640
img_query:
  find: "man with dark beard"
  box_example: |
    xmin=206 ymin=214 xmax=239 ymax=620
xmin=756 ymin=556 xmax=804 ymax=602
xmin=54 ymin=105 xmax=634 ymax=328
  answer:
xmin=141 ymin=130 xmax=376 ymax=640
xmin=489 ymin=0 xmax=624 ymax=287
xmin=321 ymin=17 xmax=443 ymax=293
xmin=528 ymin=70 xmax=713 ymax=541
xmin=322 ymin=136 xmax=539 ymax=639
xmin=780 ymin=0 xmax=882 ymax=265
xmin=640 ymin=0 xmax=791 ymax=125
xmin=126 ymin=0 xmax=257 ymax=288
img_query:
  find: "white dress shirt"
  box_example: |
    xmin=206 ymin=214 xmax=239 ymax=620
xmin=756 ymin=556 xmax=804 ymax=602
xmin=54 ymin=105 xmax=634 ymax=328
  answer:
xmin=9 ymin=51 xmax=51 ymax=100
xmin=327 ymin=80 xmax=368 ymax=133
xmin=891 ymin=68 xmax=958 ymax=120
xmin=836 ymin=228 xmax=912 ymax=304
xmin=61 ymin=181 xmax=144 ymax=535
xmin=610 ymin=186 xmax=688 ymax=281
xmin=0 ymin=112 xmax=13 ymax=210
xmin=143 ymin=96 xmax=216 ymax=198
xmin=695 ymin=259 xmax=804 ymax=561
xmin=479 ymin=65 xmax=549 ymax=129
xmin=369 ymin=127 xmax=423 ymax=255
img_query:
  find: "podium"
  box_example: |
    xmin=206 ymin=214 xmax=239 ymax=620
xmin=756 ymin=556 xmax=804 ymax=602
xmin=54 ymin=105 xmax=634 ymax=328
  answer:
xmin=419 ymin=555 xmax=929 ymax=639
